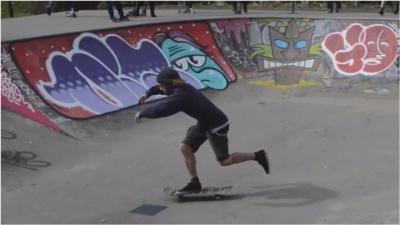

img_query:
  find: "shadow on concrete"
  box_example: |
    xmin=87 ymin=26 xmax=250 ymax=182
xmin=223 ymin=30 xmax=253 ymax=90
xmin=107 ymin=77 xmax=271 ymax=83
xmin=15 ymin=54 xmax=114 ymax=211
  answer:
xmin=168 ymin=183 xmax=338 ymax=205
xmin=243 ymin=183 xmax=339 ymax=207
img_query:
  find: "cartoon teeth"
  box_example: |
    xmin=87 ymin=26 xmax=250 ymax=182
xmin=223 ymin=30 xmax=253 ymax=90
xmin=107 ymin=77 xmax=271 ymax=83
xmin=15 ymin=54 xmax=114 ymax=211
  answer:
xmin=263 ymin=59 xmax=315 ymax=69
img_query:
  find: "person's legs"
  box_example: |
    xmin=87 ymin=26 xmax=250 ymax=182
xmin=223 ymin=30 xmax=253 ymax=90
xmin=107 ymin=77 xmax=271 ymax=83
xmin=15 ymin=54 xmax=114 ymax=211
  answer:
xmin=106 ymin=1 xmax=115 ymax=19
xmin=231 ymin=1 xmax=238 ymax=11
xmin=47 ymin=1 xmax=54 ymax=15
xmin=185 ymin=1 xmax=190 ymax=12
xmin=335 ymin=1 xmax=342 ymax=12
xmin=179 ymin=125 xmax=207 ymax=192
xmin=219 ymin=152 xmax=255 ymax=166
xmin=135 ymin=1 xmax=144 ymax=15
xmin=208 ymin=125 xmax=270 ymax=174
xmin=47 ymin=1 xmax=54 ymax=9
xmin=219 ymin=150 xmax=270 ymax=174
xmin=66 ymin=1 xmax=77 ymax=17
xmin=232 ymin=1 xmax=241 ymax=13
xmin=327 ymin=1 xmax=333 ymax=13
xmin=242 ymin=1 xmax=248 ymax=13
xmin=70 ymin=2 xmax=76 ymax=12
xmin=114 ymin=1 xmax=125 ymax=19
xmin=181 ymin=144 xmax=199 ymax=178
xmin=208 ymin=126 xmax=254 ymax=166
xmin=379 ymin=0 xmax=385 ymax=15
xmin=149 ymin=1 xmax=156 ymax=17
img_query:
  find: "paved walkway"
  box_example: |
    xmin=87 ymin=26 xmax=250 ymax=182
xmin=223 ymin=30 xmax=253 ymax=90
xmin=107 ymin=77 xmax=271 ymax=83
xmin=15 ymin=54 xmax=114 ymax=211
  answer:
xmin=2 ymin=9 xmax=399 ymax=42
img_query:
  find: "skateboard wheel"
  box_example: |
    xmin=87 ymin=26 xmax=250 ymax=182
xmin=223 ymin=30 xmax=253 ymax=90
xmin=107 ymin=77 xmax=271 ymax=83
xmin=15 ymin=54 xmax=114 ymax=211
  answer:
xmin=215 ymin=194 xmax=222 ymax=200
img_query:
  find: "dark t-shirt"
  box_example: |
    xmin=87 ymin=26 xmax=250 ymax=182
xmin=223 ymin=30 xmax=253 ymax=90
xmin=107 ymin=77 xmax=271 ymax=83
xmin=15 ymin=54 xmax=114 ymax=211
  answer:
xmin=140 ymin=84 xmax=228 ymax=131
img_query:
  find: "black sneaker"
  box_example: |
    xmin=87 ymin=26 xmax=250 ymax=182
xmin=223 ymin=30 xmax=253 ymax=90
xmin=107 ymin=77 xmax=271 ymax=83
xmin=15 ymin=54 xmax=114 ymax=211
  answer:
xmin=178 ymin=180 xmax=202 ymax=193
xmin=255 ymin=149 xmax=270 ymax=174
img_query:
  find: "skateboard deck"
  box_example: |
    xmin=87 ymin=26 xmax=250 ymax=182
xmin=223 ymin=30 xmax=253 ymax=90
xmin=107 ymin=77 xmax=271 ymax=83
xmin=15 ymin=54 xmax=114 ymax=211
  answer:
xmin=163 ymin=186 xmax=232 ymax=200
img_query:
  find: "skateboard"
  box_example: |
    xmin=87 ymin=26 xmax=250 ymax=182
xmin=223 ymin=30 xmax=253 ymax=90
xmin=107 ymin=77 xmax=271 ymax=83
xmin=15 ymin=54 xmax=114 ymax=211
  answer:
xmin=163 ymin=186 xmax=232 ymax=200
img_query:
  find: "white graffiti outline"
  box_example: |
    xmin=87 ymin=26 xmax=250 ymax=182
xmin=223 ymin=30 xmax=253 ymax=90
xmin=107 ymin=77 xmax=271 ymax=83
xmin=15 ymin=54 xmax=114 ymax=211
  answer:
xmin=37 ymin=33 xmax=165 ymax=114
xmin=1 ymin=64 xmax=35 ymax=112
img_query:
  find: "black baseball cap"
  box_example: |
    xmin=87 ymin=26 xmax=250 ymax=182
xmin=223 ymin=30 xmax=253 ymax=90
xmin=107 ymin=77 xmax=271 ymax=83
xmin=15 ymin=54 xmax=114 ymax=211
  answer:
xmin=157 ymin=67 xmax=181 ymax=85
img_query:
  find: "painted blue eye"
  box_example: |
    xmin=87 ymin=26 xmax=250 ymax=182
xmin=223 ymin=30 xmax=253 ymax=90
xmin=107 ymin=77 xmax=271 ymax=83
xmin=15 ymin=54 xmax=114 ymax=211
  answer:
xmin=273 ymin=39 xmax=289 ymax=49
xmin=295 ymin=40 xmax=308 ymax=49
xmin=188 ymin=55 xmax=206 ymax=67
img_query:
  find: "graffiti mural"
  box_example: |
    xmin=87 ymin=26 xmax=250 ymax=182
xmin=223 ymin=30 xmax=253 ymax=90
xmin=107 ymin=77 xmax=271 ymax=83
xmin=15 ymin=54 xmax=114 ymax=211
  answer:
xmin=1 ymin=62 xmax=58 ymax=129
xmin=8 ymin=18 xmax=399 ymax=121
xmin=11 ymin=22 xmax=234 ymax=119
xmin=210 ymin=18 xmax=324 ymax=85
xmin=251 ymin=19 xmax=323 ymax=84
xmin=1 ymin=63 xmax=35 ymax=112
xmin=153 ymin=31 xmax=229 ymax=89
xmin=210 ymin=19 xmax=258 ymax=77
xmin=211 ymin=18 xmax=398 ymax=89
xmin=322 ymin=23 xmax=400 ymax=76
xmin=39 ymin=33 xmax=203 ymax=115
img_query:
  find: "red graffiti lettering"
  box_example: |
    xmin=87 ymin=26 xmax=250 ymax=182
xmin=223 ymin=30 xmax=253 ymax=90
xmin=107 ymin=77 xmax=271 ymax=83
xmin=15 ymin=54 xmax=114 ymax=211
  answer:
xmin=322 ymin=23 xmax=399 ymax=76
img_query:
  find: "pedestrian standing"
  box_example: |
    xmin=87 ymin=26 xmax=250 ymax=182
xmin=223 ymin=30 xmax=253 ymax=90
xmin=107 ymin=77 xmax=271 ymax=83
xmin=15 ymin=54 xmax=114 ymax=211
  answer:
xmin=106 ymin=1 xmax=128 ymax=22
xmin=327 ymin=1 xmax=342 ymax=13
xmin=46 ymin=1 xmax=77 ymax=17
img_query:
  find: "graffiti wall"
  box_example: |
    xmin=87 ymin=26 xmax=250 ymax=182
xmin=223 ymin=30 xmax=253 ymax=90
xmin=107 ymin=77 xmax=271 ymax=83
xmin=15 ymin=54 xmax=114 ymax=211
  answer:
xmin=322 ymin=23 xmax=399 ymax=76
xmin=1 ymin=48 xmax=59 ymax=130
xmin=210 ymin=18 xmax=399 ymax=86
xmin=6 ymin=18 xmax=399 ymax=122
xmin=10 ymin=22 xmax=235 ymax=119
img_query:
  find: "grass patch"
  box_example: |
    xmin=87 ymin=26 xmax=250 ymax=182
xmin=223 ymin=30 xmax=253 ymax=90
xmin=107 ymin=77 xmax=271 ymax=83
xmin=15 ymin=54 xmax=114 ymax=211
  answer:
xmin=1 ymin=1 xmax=33 ymax=18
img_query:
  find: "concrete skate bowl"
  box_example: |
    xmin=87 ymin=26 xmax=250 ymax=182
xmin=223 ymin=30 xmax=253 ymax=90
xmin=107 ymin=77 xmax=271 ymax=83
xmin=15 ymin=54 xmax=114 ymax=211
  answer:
xmin=1 ymin=17 xmax=399 ymax=138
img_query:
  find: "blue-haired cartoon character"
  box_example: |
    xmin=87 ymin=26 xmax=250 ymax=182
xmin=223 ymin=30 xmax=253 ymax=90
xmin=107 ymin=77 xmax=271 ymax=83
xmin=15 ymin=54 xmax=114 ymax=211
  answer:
xmin=153 ymin=31 xmax=228 ymax=90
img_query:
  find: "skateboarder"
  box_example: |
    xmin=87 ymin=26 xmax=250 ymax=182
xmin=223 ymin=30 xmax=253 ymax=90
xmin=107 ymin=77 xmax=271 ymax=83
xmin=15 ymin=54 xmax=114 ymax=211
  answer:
xmin=135 ymin=67 xmax=269 ymax=193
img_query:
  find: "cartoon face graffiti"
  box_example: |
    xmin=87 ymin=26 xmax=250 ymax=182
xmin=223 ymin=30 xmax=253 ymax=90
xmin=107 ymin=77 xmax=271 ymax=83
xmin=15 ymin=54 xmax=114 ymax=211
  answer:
xmin=363 ymin=25 xmax=398 ymax=74
xmin=269 ymin=22 xmax=314 ymax=65
xmin=154 ymin=31 xmax=228 ymax=90
xmin=254 ymin=19 xmax=321 ymax=84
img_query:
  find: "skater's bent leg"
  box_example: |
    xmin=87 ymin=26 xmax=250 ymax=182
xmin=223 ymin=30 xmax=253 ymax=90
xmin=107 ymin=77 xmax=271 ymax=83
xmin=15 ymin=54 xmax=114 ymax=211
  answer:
xmin=180 ymin=144 xmax=198 ymax=178
xmin=219 ymin=152 xmax=255 ymax=166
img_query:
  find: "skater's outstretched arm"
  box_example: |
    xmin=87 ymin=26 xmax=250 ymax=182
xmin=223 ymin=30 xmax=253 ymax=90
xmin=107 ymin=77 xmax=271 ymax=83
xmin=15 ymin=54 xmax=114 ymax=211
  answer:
xmin=138 ymin=85 xmax=164 ymax=104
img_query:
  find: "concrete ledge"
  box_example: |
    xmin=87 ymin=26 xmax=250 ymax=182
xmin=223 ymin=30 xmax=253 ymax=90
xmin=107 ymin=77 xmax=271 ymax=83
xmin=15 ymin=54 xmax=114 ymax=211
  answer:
xmin=2 ymin=9 xmax=399 ymax=42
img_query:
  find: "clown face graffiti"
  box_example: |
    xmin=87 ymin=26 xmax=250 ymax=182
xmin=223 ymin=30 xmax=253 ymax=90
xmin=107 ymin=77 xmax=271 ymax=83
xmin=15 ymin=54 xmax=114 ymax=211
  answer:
xmin=158 ymin=36 xmax=228 ymax=90
xmin=255 ymin=19 xmax=321 ymax=84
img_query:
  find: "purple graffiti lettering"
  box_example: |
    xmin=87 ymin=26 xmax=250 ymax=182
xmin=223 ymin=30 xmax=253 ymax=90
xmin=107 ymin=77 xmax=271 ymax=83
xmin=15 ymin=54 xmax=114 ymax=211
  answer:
xmin=38 ymin=33 xmax=203 ymax=116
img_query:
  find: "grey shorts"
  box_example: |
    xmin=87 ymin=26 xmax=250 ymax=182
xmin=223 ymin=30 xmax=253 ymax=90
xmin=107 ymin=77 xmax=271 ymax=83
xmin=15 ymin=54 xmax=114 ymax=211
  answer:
xmin=182 ymin=124 xmax=230 ymax=162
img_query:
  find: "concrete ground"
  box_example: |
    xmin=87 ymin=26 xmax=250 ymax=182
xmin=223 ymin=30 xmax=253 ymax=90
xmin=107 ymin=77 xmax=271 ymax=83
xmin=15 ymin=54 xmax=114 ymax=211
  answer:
xmin=2 ymin=80 xmax=398 ymax=223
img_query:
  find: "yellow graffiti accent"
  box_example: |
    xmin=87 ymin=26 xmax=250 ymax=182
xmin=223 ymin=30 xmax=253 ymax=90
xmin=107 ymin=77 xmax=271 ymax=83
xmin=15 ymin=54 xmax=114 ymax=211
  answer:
xmin=251 ymin=44 xmax=273 ymax=58
xmin=249 ymin=79 xmax=320 ymax=91
xmin=309 ymin=43 xmax=322 ymax=56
